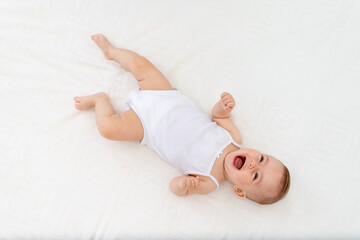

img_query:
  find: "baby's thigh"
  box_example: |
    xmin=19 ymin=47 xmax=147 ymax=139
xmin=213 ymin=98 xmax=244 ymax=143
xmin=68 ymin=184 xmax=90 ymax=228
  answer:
xmin=105 ymin=109 xmax=144 ymax=141
xmin=134 ymin=60 xmax=173 ymax=91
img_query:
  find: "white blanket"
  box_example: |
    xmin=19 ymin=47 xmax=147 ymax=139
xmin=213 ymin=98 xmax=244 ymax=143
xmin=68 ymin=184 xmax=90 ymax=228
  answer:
xmin=1 ymin=0 xmax=359 ymax=239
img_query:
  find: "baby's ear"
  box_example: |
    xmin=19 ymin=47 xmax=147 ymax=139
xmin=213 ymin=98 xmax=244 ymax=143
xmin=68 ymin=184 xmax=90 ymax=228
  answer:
xmin=233 ymin=186 xmax=246 ymax=198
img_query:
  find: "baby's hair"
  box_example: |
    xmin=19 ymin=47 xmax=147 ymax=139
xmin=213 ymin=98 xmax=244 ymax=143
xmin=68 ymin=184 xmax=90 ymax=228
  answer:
xmin=260 ymin=165 xmax=290 ymax=205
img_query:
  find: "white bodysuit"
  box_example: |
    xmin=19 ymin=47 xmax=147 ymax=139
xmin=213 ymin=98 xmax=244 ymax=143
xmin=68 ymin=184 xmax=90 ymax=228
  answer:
xmin=127 ymin=89 xmax=241 ymax=188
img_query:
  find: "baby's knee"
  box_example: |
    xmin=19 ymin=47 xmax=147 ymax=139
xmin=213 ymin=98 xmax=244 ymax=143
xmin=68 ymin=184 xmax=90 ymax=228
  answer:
xmin=97 ymin=120 xmax=115 ymax=140
xmin=96 ymin=92 xmax=108 ymax=99
xmin=131 ymin=56 xmax=152 ymax=74
xmin=97 ymin=115 xmax=128 ymax=141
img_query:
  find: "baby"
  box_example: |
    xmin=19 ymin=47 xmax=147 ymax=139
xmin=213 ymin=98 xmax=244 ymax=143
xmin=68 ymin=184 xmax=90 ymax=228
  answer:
xmin=74 ymin=34 xmax=290 ymax=205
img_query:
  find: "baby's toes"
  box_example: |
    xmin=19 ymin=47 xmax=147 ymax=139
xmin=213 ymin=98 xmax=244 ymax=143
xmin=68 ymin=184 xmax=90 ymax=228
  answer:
xmin=227 ymin=102 xmax=235 ymax=108
xmin=75 ymin=103 xmax=81 ymax=110
xmin=91 ymin=34 xmax=99 ymax=42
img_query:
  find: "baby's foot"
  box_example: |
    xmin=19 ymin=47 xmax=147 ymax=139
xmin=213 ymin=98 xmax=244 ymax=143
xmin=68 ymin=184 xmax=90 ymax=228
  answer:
xmin=91 ymin=34 xmax=114 ymax=60
xmin=73 ymin=94 xmax=98 ymax=110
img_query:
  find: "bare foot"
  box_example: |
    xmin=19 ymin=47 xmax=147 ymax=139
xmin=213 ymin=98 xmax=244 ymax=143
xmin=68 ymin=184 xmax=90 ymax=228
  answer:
xmin=73 ymin=93 xmax=105 ymax=110
xmin=91 ymin=34 xmax=114 ymax=60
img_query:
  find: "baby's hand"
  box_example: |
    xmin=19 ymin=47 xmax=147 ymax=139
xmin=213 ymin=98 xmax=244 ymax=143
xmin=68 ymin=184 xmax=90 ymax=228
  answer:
xmin=221 ymin=92 xmax=236 ymax=112
xmin=180 ymin=175 xmax=200 ymax=191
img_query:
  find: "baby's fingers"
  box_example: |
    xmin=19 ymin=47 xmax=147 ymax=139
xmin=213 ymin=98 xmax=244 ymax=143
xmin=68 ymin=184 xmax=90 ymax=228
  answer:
xmin=225 ymin=104 xmax=235 ymax=112
xmin=185 ymin=176 xmax=200 ymax=190
xmin=188 ymin=179 xmax=196 ymax=190
xmin=221 ymin=92 xmax=231 ymax=101
xmin=190 ymin=179 xmax=197 ymax=189
xmin=226 ymin=102 xmax=235 ymax=109
xmin=184 ymin=178 xmax=193 ymax=189
xmin=221 ymin=93 xmax=235 ymax=103
xmin=183 ymin=179 xmax=189 ymax=189
xmin=194 ymin=176 xmax=200 ymax=188
xmin=221 ymin=92 xmax=234 ymax=99
xmin=222 ymin=98 xmax=233 ymax=106
xmin=221 ymin=92 xmax=232 ymax=98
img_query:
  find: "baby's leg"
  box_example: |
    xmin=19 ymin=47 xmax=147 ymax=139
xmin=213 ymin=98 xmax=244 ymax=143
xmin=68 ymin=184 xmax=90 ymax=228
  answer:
xmin=91 ymin=34 xmax=173 ymax=91
xmin=74 ymin=92 xmax=144 ymax=141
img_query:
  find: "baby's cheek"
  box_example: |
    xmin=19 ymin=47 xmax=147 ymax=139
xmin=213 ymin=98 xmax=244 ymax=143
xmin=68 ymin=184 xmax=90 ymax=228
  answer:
xmin=234 ymin=173 xmax=247 ymax=185
xmin=240 ymin=173 xmax=253 ymax=185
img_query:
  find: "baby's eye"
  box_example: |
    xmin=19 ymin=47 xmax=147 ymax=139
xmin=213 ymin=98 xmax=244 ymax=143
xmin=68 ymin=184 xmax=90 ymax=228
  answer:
xmin=253 ymin=172 xmax=258 ymax=180
xmin=260 ymin=155 xmax=264 ymax=162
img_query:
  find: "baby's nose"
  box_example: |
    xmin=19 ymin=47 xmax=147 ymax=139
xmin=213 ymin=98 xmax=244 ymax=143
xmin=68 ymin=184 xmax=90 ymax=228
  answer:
xmin=249 ymin=159 xmax=257 ymax=169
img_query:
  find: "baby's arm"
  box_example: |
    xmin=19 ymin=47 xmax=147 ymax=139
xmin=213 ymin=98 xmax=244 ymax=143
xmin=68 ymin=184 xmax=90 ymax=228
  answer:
xmin=170 ymin=175 xmax=215 ymax=196
xmin=212 ymin=92 xmax=242 ymax=145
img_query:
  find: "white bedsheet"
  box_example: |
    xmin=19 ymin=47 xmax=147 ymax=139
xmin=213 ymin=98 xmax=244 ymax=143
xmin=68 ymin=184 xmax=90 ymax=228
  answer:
xmin=1 ymin=0 xmax=359 ymax=239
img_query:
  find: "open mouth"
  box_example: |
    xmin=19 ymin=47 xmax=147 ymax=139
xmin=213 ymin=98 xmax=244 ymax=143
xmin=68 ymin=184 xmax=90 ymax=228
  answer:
xmin=233 ymin=155 xmax=246 ymax=170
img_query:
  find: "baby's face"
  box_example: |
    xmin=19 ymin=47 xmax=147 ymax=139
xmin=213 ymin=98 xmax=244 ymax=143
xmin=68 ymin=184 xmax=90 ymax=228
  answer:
xmin=224 ymin=148 xmax=284 ymax=201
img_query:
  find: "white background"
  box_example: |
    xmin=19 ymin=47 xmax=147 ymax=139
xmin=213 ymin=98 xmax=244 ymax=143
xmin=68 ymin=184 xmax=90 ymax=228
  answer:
xmin=0 ymin=0 xmax=359 ymax=239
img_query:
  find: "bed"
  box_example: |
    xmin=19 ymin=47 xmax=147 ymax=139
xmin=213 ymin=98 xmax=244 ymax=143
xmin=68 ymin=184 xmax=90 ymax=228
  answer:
xmin=1 ymin=0 xmax=359 ymax=239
